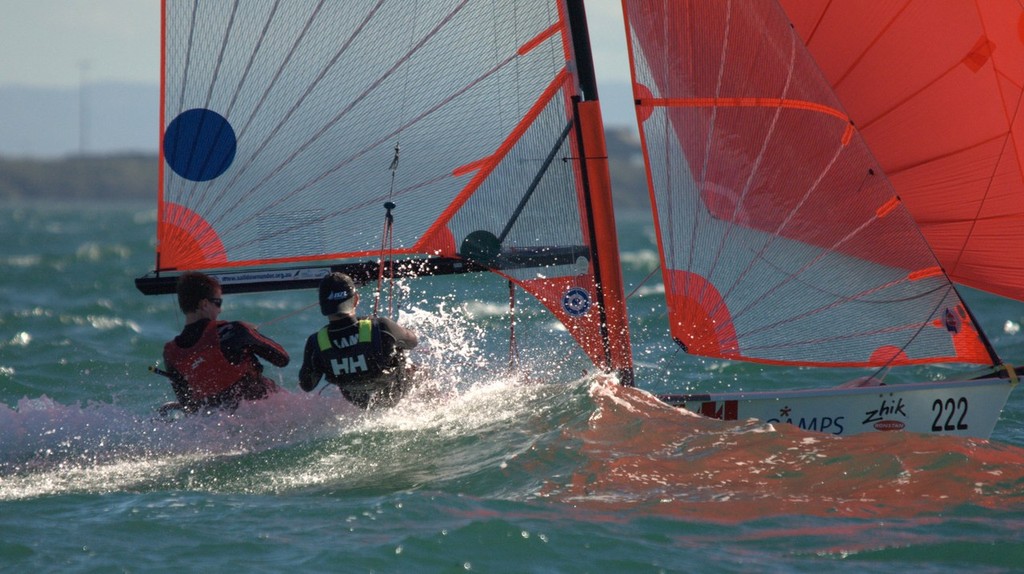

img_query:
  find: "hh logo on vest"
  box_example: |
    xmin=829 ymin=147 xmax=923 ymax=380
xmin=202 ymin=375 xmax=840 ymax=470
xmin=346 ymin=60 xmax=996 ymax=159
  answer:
xmin=321 ymin=319 xmax=375 ymax=376
xmin=331 ymin=354 xmax=369 ymax=375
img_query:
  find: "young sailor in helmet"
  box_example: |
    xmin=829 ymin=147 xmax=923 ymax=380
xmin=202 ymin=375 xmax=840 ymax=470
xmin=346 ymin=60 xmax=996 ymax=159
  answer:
xmin=298 ymin=272 xmax=418 ymax=408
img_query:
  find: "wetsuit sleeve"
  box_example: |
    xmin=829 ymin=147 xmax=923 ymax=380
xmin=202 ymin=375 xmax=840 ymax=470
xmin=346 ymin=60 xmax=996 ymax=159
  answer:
xmin=298 ymin=334 xmax=324 ymax=392
xmin=377 ymin=317 xmax=418 ymax=350
xmin=161 ymin=349 xmax=196 ymax=409
xmin=219 ymin=321 xmax=291 ymax=367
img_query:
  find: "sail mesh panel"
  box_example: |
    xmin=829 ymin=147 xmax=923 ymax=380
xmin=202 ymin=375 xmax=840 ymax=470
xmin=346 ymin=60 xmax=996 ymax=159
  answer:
xmin=160 ymin=0 xmax=574 ymax=269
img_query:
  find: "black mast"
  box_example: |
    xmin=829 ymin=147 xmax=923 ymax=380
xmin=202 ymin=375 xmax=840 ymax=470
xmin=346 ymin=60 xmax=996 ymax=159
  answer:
xmin=567 ymin=0 xmax=599 ymax=101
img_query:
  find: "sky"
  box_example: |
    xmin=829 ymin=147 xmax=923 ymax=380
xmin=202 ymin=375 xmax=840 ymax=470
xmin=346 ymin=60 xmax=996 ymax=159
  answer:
xmin=0 ymin=1 xmax=636 ymax=156
xmin=0 ymin=0 xmax=633 ymax=91
xmin=1 ymin=0 xmax=161 ymax=88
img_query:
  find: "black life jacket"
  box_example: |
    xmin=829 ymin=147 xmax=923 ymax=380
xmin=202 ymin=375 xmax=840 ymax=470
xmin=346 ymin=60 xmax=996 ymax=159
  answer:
xmin=317 ymin=318 xmax=408 ymax=408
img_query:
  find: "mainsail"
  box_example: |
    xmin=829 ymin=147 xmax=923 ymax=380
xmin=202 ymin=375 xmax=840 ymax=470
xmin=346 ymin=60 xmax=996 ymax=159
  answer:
xmin=623 ymin=0 xmax=999 ymax=368
xmin=143 ymin=0 xmax=632 ymax=379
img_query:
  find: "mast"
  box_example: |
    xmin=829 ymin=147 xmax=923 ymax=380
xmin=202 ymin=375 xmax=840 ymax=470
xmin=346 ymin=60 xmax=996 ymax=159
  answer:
xmin=566 ymin=0 xmax=599 ymax=101
xmin=565 ymin=0 xmax=634 ymax=386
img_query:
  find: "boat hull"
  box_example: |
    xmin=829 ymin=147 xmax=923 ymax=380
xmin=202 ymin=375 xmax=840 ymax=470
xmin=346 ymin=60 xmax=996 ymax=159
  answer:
xmin=659 ymin=378 xmax=1015 ymax=438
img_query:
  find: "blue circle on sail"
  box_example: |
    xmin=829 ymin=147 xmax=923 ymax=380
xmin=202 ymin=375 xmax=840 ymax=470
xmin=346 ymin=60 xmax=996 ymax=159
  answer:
xmin=563 ymin=287 xmax=591 ymax=317
xmin=163 ymin=108 xmax=236 ymax=182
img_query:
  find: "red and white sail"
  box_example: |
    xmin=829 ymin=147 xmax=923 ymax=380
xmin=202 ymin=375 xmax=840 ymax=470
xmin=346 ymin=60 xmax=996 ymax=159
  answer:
xmin=622 ymin=0 xmax=1005 ymax=368
xmin=780 ymin=0 xmax=1024 ymax=303
xmin=155 ymin=0 xmax=632 ymax=376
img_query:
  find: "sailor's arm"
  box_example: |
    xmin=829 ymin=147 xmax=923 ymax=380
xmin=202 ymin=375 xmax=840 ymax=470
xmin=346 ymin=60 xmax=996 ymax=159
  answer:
xmin=221 ymin=321 xmax=291 ymax=367
xmin=160 ymin=353 xmax=197 ymax=410
xmin=297 ymin=335 xmax=324 ymax=392
xmin=378 ymin=317 xmax=418 ymax=350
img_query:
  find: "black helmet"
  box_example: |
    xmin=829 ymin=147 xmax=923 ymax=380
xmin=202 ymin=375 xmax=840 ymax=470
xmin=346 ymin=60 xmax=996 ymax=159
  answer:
xmin=318 ymin=272 xmax=356 ymax=315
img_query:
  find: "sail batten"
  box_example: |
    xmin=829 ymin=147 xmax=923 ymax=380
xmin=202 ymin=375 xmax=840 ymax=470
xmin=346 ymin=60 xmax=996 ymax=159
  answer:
xmin=644 ymin=97 xmax=851 ymax=124
xmin=417 ymin=69 xmax=574 ymax=253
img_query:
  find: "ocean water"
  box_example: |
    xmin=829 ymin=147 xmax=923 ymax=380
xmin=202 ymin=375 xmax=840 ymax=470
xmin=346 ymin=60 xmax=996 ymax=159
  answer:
xmin=2 ymin=200 xmax=1024 ymax=573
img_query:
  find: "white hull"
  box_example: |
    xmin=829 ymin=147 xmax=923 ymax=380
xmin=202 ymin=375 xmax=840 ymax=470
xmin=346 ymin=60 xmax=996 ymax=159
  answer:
xmin=659 ymin=378 xmax=1016 ymax=438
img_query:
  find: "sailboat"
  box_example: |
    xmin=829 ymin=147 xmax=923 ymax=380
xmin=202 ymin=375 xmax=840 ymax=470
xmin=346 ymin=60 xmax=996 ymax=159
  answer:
xmin=136 ymin=0 xmax=1022 ymax=438
xmin=623 ymin=0 xmax=1023 ymax=436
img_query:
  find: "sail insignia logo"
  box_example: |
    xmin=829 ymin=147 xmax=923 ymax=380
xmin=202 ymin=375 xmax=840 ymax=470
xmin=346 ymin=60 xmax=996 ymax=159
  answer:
xmin=562 ymin=287 xmax=591 ymax=317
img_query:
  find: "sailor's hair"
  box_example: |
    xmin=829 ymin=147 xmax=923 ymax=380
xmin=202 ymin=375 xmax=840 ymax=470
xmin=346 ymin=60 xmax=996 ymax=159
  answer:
xmin=176 ymin=271 xmax=220 ymax=313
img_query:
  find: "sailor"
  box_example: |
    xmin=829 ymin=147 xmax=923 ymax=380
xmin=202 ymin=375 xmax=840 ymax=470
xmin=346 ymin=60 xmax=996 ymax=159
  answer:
xmin=299 ymin=272 xmax=419 ymax=409
xmin=162 ymin=271 xmax=290 ymax=413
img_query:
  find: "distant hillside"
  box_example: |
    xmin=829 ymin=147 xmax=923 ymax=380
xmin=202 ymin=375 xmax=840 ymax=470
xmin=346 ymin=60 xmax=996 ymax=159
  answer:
xmin=0 ymin=154 xmax=155 ymax=201
xmin=0 ymin=80 xmax=649 ymax=208
xmin=604 ymin=127 xmax=648 ymax=210
xmin=0 ymin=127 xmax=650 ymax=208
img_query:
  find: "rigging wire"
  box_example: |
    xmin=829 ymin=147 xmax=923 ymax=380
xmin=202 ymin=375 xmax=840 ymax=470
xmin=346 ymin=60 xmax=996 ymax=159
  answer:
xmin=373 ymin=197 xmax=397 ymax=318
xmin=372 ymin=0 xmax=421 ymax=319
xmin=626 ymin=264 xmax=661 ymax=301
xmin=373 ymin=140 xmax=401 ymax=318
xmin=256 ymin=300 xmax=320 ymax=330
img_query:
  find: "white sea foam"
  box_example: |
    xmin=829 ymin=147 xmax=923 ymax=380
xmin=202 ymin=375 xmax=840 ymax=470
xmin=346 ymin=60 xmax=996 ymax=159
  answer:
xmin=0 ymin=298 xmax=563 ymax=499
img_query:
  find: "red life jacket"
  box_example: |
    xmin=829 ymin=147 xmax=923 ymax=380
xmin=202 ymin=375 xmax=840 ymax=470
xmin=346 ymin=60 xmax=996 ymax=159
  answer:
xmin=163 ymin=320 xmax=256 ymax=400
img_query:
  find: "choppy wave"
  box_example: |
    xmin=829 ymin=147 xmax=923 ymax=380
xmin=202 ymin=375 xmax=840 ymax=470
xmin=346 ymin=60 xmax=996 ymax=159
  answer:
xmin=551 ymin=380 xmax=1024 ymax=522
xmin=4 ymin=203 xmax=1024 ymax=570
xmin=6 ymin=372 xmax=1024 ymax=529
